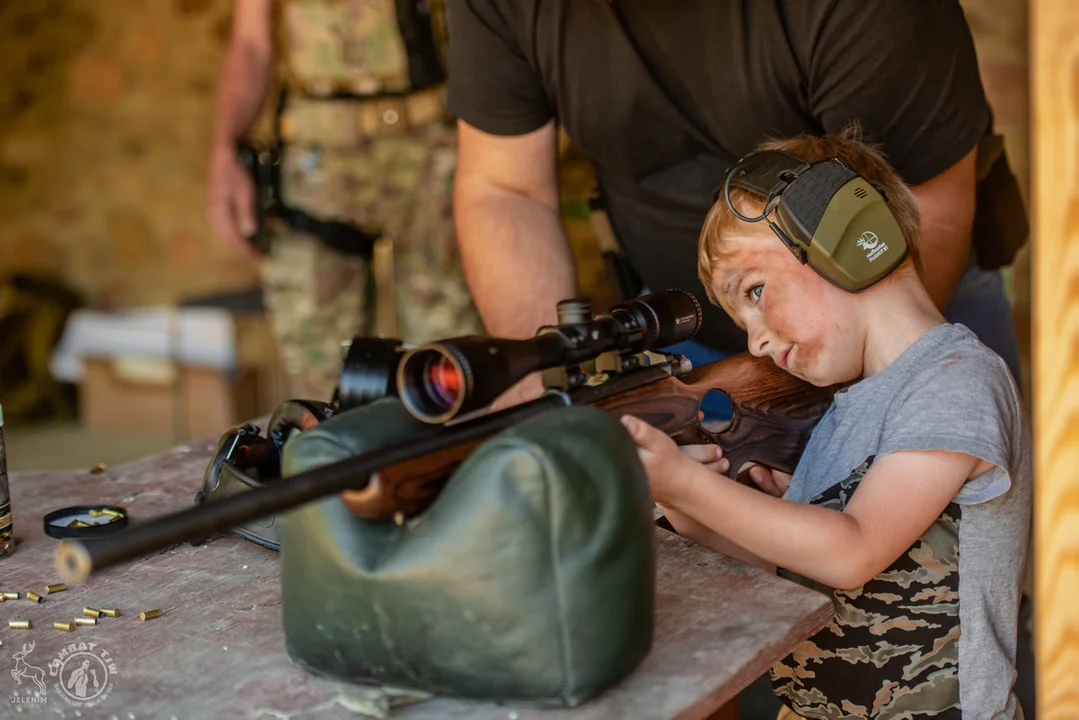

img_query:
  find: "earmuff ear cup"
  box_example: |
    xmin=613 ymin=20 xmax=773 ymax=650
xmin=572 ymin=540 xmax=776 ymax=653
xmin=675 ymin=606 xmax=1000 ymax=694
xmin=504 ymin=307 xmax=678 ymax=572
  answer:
xmin=790 ymin=177 xmax=909 ymax=291
xmin=267 ymin=400 xmax=340 ymax=455
xmin=721 ymin=152 xmax=910 ymax=292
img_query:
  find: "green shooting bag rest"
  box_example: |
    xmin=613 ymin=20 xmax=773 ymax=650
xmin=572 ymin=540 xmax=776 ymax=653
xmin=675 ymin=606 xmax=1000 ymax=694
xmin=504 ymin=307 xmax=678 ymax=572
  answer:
xmin=278 ymin=398 xmax=657 ymax=706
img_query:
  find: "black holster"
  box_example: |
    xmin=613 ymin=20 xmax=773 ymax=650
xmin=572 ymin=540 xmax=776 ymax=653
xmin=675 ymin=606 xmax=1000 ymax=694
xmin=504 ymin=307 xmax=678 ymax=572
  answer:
xmin=236 ymin=139 xmax=380 ymax=259
xmin=972 ymin=133 xmax=1029 ymax=270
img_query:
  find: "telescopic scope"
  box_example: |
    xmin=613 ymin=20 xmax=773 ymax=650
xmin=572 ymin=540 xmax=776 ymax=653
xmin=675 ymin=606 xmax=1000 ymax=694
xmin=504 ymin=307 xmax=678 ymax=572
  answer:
xmin=397 ymin=289 xmax=701 ymax=424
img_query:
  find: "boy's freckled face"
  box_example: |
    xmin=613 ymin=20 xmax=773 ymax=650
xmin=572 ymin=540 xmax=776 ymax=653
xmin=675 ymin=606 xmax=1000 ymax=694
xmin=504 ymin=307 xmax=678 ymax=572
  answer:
xmin=712 ymin=232 xmax=864 ymax=385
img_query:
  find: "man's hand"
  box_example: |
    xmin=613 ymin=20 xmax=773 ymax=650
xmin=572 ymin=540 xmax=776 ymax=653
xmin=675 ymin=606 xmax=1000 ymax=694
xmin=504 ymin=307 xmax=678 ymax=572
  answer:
xmin=205 ymin=145 xmax=258 ymax=253
xmin=205 ymin=0 xmax=274 ymax=254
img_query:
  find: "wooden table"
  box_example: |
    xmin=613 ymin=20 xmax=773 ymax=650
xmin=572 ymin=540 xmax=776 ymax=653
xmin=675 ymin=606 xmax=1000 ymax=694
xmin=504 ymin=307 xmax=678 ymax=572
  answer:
xmin=0 ymin=431 xmax=832 ymax=719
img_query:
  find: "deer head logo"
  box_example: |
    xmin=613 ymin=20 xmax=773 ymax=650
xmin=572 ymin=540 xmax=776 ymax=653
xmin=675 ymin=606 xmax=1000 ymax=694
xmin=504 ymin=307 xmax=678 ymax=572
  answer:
xmin=857 ymin=231 xmax=880 ymax=251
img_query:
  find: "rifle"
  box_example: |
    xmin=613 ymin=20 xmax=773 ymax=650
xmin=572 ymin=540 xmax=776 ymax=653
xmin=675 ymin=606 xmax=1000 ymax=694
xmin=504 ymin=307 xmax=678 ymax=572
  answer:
xmin=55 ymin=289 xmax=838 ymax=583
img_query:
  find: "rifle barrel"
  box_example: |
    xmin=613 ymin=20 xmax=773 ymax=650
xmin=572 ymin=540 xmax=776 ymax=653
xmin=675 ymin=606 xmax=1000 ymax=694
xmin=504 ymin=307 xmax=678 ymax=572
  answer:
xmin=56 ymin=394 xmax=570 ymax=583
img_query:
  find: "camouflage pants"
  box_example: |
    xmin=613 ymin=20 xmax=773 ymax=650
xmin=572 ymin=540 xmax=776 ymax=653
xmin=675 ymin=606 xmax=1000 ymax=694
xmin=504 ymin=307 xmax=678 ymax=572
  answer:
xmin=260 ymin=118 xmax=483 ymax=401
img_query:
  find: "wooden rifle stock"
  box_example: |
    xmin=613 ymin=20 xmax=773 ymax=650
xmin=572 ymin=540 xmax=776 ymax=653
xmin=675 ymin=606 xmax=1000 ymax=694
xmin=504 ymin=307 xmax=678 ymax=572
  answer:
xmin=340 ymin=352 xmax=838 ymax=520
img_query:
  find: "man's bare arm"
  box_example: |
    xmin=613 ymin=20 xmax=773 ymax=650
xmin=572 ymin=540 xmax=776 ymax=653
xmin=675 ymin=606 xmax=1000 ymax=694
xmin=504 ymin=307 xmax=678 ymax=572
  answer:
xmin=454 ymin=120 xmax=578 ymax=405
xmin=210 ymin=0 xmax=275 ymax=151
xmin=454 ymin=119 xmax=577 ymax=339
xmin=909 ymin=146 xmax=978 ymax=310
xmin=204 ymin=0 xmax=275 ymax=250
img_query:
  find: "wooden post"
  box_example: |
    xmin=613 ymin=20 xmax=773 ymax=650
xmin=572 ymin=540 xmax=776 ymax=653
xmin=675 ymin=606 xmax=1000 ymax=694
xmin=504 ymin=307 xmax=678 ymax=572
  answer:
xmin=1032 ymin=0 xmax=1079 ymax=715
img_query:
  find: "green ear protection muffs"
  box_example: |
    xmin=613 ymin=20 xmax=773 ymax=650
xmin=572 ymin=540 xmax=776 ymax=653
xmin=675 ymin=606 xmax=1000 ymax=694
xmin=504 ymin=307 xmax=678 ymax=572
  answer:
xmin=717 ymin=150 xmax=909 ymax=292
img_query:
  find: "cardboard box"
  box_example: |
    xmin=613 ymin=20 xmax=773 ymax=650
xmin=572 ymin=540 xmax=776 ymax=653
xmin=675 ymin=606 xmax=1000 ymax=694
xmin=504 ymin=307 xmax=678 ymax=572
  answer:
xmin=80 ymin=358 xmax=252 ymax=438
xmin=78 ymin=315 xmax=286 ymax=439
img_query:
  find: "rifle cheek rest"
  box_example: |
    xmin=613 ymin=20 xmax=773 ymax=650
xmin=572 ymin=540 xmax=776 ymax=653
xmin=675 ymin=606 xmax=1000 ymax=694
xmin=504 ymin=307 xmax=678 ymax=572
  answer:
xmin=278 ymin=398 xmax=655 ymax=705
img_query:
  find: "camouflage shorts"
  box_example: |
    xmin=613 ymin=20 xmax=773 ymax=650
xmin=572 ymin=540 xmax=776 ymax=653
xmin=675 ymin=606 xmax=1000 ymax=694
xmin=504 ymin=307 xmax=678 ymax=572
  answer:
xmin=260 ymin=118 xmax=483 ymax=401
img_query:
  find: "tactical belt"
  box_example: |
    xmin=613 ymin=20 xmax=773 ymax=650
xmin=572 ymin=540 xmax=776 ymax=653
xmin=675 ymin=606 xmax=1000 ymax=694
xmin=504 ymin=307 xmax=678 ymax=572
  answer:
xmin=279 ymin=85 xmax=448 ymax=145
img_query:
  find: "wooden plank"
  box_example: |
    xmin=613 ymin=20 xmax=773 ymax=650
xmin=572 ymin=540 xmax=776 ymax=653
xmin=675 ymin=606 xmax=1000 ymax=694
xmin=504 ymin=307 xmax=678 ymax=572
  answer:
xmin=0 ymin=433 xmax=831 ymax=718
xmin=1032 ymin=0 xmax=1079 ymax=716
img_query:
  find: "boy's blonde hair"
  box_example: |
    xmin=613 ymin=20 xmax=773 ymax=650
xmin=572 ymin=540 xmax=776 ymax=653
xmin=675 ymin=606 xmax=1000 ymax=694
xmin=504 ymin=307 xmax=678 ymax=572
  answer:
xmin=697 ymin=126 xmax=923 ymax=305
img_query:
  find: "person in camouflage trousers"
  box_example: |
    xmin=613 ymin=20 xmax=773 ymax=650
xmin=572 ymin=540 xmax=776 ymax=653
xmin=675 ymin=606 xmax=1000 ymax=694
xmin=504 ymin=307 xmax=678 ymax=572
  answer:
xmin=206 ymin=0 xmax=483 ymax=401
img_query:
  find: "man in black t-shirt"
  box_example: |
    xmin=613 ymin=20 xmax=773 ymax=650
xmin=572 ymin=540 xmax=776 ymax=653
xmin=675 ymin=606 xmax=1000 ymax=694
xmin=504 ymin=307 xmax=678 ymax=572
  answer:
xmin=443 ymin=4 xmax=1034 ymax=716
xmin=444 ymin=0 xmax=1026 ymax=414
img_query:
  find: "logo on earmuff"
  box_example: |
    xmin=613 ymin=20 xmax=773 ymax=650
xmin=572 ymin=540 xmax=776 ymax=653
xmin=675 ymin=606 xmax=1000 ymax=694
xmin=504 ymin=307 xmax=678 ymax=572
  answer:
xmin=857 ymin=231 xmax=890 ymax=263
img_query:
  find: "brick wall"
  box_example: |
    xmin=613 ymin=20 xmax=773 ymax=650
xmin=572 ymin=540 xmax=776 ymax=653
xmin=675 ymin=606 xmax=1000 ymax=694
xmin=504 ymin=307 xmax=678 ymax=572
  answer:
xmin=0 ymin=0 xmax=260 ymax=309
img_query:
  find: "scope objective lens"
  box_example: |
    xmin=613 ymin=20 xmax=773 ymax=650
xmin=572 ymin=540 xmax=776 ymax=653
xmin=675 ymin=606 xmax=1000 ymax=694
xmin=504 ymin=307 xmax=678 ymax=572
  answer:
xmin=425 ymin=355 xmax=462 ymax=410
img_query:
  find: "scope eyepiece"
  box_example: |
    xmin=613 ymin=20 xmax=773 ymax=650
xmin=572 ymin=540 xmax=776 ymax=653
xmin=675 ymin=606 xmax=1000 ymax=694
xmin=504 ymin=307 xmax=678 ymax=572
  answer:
xmin=607 ymin=289 xmax=702 ymax=350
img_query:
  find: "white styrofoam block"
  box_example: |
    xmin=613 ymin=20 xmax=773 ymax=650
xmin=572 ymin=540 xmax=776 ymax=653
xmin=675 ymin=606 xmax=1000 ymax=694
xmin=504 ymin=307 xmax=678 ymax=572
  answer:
xmin=49 ymin=305 xmax=237 ymax=383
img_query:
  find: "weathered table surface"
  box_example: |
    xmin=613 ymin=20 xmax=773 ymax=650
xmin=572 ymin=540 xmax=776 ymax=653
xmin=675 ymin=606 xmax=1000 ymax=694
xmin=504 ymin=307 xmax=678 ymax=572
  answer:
xmin=0 ymin=430 xmax=832 ymax=720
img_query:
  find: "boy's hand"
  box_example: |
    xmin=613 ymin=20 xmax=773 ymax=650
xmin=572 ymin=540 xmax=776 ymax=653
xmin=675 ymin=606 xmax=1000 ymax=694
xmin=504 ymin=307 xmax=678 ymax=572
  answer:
xmin=670 ymin=443 xmax=791 ymax=497
xmin=747 ymin=465 xmax=792 ymax=498
xmin=620 ymin=414 xmax=702 ymax=506
xmin=678 ymin=443 xmax=730 ymax=475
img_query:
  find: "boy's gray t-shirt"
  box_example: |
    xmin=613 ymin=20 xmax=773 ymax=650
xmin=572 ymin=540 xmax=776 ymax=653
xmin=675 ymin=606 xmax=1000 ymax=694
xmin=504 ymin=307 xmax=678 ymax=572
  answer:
xmin=772 ymin=323 xmax=1032 ymax=720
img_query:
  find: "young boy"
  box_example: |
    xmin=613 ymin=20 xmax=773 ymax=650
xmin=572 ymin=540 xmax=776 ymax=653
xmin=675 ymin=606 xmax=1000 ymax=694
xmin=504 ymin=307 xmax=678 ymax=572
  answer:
xmin=619 ymin=130 xmax=1031 ymax=719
